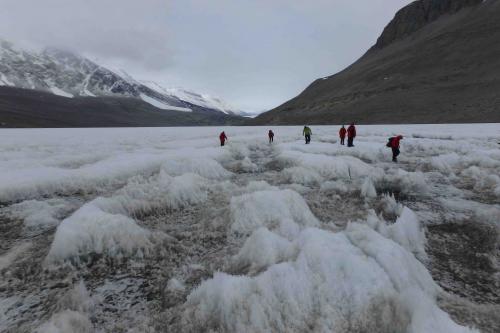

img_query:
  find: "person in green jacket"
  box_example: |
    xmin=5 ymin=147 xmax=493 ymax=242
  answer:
xmin=303 ymin=126 xmax=312 ymax=144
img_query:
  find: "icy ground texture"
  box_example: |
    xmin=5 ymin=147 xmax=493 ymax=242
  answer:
xmin=0 ymin=124 xmax=498 ymax=332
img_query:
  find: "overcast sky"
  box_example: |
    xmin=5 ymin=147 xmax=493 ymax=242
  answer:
xmin=0 ymin=0 xmax=412 ymax=113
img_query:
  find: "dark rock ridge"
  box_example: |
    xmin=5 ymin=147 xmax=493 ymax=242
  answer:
xmin=252 ymin=0 xmax=500 ymax=125
xmin=373 ymin=0 xmax=484 ymax=49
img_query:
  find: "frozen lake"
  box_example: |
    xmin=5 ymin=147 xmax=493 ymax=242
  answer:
xmin=0 ymin=124 xmax=499 ymax=332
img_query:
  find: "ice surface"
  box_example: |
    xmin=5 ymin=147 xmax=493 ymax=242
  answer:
xmin=0 ymin=242 xmax=31 ymax=270
xmin=0 ymin=124 xmax=497 ymax=332
xmin=37 ymin=281 xmax=94 ymax=333
xmin=37 ymin=310 xmax=93 ymax=333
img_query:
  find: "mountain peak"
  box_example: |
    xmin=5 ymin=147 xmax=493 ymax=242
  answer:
xmin=253 ymin=0 xmax=500 ymax=124
xmin=0 ymin=40 xmax=245 ymax=116
xmin=372 ymin=0 xmax=483 ymax=50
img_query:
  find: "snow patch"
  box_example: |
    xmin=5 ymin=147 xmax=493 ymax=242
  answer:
xmin=50 ymin=86 xmax=74 ymax=98
xmin=140 ymin=93 xmax=192 ymax=112
xmin=0 ymin=73 xmax=14 ymax=86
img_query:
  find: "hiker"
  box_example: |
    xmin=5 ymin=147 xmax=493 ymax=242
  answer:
xmin=347 ymin=123 xmax=356 ymax=147
xmin=339 ymin=125 xmax=346 ymax=145
xmin=268 ymin=130 xmax=274 ymax=143
xmin=219 ymin=131 xmax=228 ymax=146
xmin=303 ymin=126 xmax=312 ymax=144
xmin=387 ymin=135 xmax=403 ymax=162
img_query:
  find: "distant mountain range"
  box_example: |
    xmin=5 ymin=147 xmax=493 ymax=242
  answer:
xmin=253 ymin=0 xmax=500 ymax=124
xmin=0 ymin=40 xmax=249 ymax=127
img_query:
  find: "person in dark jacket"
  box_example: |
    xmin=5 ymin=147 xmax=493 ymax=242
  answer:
xmin=390 ymin=135 xmax=403 ymax=162
xmin=347 ymin=123 xmax=356 ymax=147
xmin=219 ymin=131 xmax=228 ymax=146
xmin=303 ymin=126 xmax=312 ymax=144
xmin=268 ymin=130 xmax=274 ymax=143
xmin=339 ymin=125 xmax=346 ymax=145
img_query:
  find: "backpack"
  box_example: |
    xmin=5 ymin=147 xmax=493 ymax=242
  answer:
xmin=386 ymin=137 xmax=394 ymax=148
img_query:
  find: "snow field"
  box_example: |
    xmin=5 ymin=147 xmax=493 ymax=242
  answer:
xmin=0 ymin=124 xmax=498 ymax=332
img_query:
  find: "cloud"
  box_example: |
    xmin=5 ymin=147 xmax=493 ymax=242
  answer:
xmin=0 ymin=0 xmax=174 ymax=69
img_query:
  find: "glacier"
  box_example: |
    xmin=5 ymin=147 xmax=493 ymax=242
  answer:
xmin=0 ymin=124 xmax=498 ymax=332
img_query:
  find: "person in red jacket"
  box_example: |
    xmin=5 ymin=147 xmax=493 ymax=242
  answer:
xmin=347 ymin=123 xmax=356 ymax=147
xmin=339 ymin=125 xmax=346 ymax=145
xmin=389 ymin=135 xmax=403 ymax=162
xmin=268 ymin=130 xmax=274 ymax=143
xmin=219 ymin=131 xmax=228 ymax=146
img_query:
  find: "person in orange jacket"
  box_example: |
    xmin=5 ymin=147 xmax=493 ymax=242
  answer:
xmin=347 ymin=123 xmax=356 ymax=147
xmin=339 ymin=125 xmax=346 ymax=145
xmin=219 ymin=131 xmax=228 ymax=146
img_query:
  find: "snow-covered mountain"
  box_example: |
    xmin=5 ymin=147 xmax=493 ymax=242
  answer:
xmin=140 ymin=81 xmax=251 ymax=116
xmin=0 ymin=39 xmax=242 ymax=115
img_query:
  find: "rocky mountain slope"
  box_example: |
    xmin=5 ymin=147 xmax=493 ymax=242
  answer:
xmin=0 ymin=40 xmax=246 ymax=127
xmin=253 ymin=0 xmax=500 ymax=125
xmin=0 ymin=86 xmax=244 ymax=127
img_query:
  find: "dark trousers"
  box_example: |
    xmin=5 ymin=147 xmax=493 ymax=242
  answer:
xmin=269 ymin=136 xmax=273 ymax=143
xmin=220 ymin=141 xmax=225 ymax=146
xmin=347 ymin=137 xmax=354 ymax=147
xmin=392 ymin=147 xmax=400 ymax=162
xmin=305 ymin=134 xmax=311 ymax=144
xmin=340 ymin=137 xmax=345 ymax=145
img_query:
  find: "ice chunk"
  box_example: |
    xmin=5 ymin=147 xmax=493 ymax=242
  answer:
xmin=282 ymin=166 xmax=322 ymax=186
xmin=47 ymin=172 xmax=209 ymax=263
xmin=183 ymin=224 xmax=473 ymax=332
xmin=8 ymin=199 xmax=77 ymax=228
xmin=346 ymin=223 xmax=435 ymax=296
xmin=387 ymin=207 xmax=427 ymax=260
xmin=378 ymin=169 xmax=428 ymax=195
xmin=320 ymin=180 xmax=349 ymax=193
xmin=47 ymin=204 xmax=153 ymax=263
xmin=183 ymin=228 xmax=405 ymax=332
xmin=242 ymin=181 xmax=276 ymax=193
xmin=430 ymin=153 xmax=461 ymax=174
xmin=361 ymin=177 xmax=377 ymax=198
xmin=282 ymin=151 xmax=376 ymax=180
xmin=400 ymin=289 xmax=479 ymax=333
xmin=167 ymin=278 xmax=186 ymax=293
xmin=160 ymin=158 xmax=231 ymax=180
xmin=230 ymin=189 xmax=320 ymax=239
xmin=380 ymin=193 xmax=404 ymax=218
xmin=232 ymin=227 xmax=295 ymax=273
